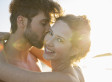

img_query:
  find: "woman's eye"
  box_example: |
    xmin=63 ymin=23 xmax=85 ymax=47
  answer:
xmin=57 ymin=38 xmax=64 ymax=42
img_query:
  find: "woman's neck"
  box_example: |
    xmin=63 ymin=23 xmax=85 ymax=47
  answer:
xmin=51 ymin=59 xmax=71 ymax=72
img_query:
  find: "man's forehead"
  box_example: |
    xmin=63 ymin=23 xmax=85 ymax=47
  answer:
xmin=35 ymin=12 xmax=49 ymax=20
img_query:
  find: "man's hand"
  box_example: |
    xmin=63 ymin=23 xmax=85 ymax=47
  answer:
xmin=0 ymin=32 xmax=10 ymax=40
xmin=0 ymin=32 xmax=9 ymax=63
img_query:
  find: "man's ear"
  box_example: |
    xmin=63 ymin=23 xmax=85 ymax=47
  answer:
xmin=17 ymin=15 xmax=28 ymax=29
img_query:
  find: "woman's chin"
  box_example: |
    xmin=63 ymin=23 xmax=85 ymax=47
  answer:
xmin=43 ymin=53 xmax=51 ymax=60
xmin=43 ymin=53 xmax=55 ymax=60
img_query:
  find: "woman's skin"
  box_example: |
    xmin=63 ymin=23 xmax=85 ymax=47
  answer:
xmin=44 ymin=20 xmax=75 ymax=71
xmin=43 ymin=20 xmax=84 ymax=81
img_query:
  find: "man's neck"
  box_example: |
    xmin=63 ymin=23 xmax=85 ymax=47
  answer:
xmin=4 ymin=33 xmax=32 ymax=64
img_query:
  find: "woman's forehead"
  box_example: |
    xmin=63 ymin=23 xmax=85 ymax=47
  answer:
xmin=51 ymin=20 xmax=73 ymax=40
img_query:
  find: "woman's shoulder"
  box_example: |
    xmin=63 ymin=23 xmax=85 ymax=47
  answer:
xmin=73 ymin=65 xmax=85 ymax=82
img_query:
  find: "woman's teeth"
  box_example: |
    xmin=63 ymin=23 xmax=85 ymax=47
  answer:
xmin=46 ymin=48 xmax=54 ymax=53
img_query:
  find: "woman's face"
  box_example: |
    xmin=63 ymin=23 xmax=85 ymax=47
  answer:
xmin=43 ymin=20 xmax=73 ymax=61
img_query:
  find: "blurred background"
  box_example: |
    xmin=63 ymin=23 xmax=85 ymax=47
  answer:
xmin=0 ymin=0 xmax=112 ymax=82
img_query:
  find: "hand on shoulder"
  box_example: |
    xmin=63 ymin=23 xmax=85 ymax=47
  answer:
xmin=0 ymin=32 xmax=10 ymax=40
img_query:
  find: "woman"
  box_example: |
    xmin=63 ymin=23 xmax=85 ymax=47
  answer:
xmin=0 ymin=14 xmax=91 ymax=82
xmin=43 ymin=14 xmax=91 ymax=82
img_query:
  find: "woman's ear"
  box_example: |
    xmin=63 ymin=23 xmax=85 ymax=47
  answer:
xmin=70 ymin=47 xmax=79 ymax=57
xmin=17 ymin=15 xmax=28 ymax=29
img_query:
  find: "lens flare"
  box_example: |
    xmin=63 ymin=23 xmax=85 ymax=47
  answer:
xmin=0 ymin=43 xmax=4 ymax=52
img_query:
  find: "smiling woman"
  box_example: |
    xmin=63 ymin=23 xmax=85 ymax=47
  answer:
xmin=43 ymin=14 xmax=91 ymax=81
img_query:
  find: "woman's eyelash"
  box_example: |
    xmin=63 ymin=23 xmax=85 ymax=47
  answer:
xmin=57 ymin=38 xmax=64 ymax=42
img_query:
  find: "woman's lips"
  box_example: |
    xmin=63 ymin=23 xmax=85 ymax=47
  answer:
xmin=45 ymin=47 xmax=55 ymax=55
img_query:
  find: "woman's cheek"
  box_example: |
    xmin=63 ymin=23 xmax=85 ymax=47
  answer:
xmin=55 ymin=44 xmax=66 ymax=55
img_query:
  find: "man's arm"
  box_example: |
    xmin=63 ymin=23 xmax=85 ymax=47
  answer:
xmin=0 ymin=61 xmax=77 ymax=82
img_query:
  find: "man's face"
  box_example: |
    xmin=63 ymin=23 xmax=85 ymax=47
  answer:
xmin=24 ymin=12 xmax=50 ymax=49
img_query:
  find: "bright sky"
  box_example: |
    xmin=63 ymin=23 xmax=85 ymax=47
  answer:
xmin=0 ymin=0 xmax=11 ymax=32
xmin=0 ymin=0 xmax=112 ymax=82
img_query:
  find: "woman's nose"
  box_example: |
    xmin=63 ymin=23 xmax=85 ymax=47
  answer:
xmin=45 ymin=37 xmax=54 ymax=47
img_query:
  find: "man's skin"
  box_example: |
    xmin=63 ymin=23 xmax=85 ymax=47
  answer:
xmin=0 ymin=32 xmax=51 ymax=67
xmin=0 ymin=0 xmax=63 ymax=74
xmin=1 ymin=12 xmax=50 ymax=72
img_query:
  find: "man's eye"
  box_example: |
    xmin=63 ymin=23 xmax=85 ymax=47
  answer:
xmin=57 ymin=38 xmax=64 ymax=43
xmin=48 ymin=31 xmax=53 ymax=36
xmin=41 ymin=22 xmax=47 ymax=26
xmin=46 ymin=30 xmax=53 ymax=36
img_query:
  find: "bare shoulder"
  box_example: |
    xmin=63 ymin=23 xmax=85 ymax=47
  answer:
xmin=0 ymin=51 xmax=6 ymax=63
xmin=73 ymin=66 xmax=85 ymax=82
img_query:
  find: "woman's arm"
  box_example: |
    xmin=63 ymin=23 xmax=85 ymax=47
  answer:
xmin=0 ymin=61 xmax=77 ymax=82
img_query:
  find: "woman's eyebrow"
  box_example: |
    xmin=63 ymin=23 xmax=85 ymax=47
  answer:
xmin=51 ymin=28 xmax=66 ymax=40
xmin=56 ymin=34 xmax=65 ymax=40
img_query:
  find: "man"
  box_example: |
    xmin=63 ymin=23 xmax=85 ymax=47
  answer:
xmin=0 ymin=0 xmax=77 ymax=81
xmin=0 ymin=0 xmax=62 ymax=81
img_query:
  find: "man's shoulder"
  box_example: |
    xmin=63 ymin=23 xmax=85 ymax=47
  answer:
xmin=0 ymin=50 xmax=6 ymax=62
xmin=0 ymin=80 xmax=5 ymax=82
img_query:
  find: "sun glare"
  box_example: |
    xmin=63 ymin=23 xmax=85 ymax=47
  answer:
xmin=56 ymin=0 xmax=112 ymax=56
xmin=0 ymin=43 xmax=4 ymax=52
xmin=55 ymin=0 xmax=112 ymax=82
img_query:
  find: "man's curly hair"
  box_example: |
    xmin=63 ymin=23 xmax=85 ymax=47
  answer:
xmin=9 ymin=0 xmax=63 ymax=33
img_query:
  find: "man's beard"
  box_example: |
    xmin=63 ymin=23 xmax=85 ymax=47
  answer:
xmin=24 ymin=25 xmax=44 ymax=49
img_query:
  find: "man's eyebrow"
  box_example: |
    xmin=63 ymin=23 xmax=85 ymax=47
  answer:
xmin=42 ymin=18 xmax=50 ymax=22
